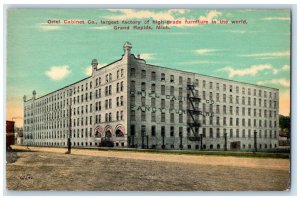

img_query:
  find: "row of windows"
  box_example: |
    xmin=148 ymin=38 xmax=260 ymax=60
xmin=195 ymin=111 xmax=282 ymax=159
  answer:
xmin=129 ymin=81 xmax=277 ymax=108
xmin=134 ymin=143 xmax=277 ymax=150
xmin=129 ymin=125 xmax=277 ymax=139
xmin=130 ymin=110 xmax=277 ymax=128
xmin=23 ymin=141 xmax=277 ymax=150
xmin=25 ymin=76 xmax=125 ymax=111
xmin=24 ymin=142 xmax=121 ymax=148
xmin=130 ymin=68 xmax=277 ymax=99
xmin=95 ymin=69 xmax=124 ymax=86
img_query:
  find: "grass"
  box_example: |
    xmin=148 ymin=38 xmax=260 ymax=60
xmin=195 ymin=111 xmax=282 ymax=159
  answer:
xmin=95 ymin=148 xmax=290 ymax=159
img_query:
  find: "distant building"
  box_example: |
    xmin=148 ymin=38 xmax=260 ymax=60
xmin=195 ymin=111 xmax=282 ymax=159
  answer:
xmin=23 ymin=42 xmax=279 ymax=151
xmin=6 ymin=120 xmax=15 ymax=134
xmin=6 ymin=120 xmax=15 ymax=148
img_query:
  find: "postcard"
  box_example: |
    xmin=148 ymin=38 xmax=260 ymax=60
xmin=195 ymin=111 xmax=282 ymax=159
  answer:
xmin=6 ymin=8 xmax=291 ymax=192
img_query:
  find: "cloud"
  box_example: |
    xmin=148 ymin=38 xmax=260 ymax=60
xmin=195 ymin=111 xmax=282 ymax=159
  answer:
xmin=240 ymin=51 xmax=290 ymax=58
xmin=199 ymin=10 xmax=222 ymax=22
xmin=85 ymin=63 xmax=107 ymax=76
xmin=257 ymin=79 xmax=290 ymax=88
xmin=139 ymin=53 xmax=154 ymax=60
xmin=222 ymin=64 xmax=290 ymax=78
xmin=178 ymin=60 xmax=229 ymax=65
xmin=282 ymin=65 xmax=290 ymax=71
xmin=45 ymin=65 xmax=71 ymax=80
xmin=195 ymin=49 xmax=218 ymax=55
xmin=38 ymin=23 xmax=62 ymax=31
xmin=222 ymin=64 xmax=273 ymax=78
xmin=270 ymin=64 xmax=290 ymax=75
xmin=261 ymin=17 xmax=290 ymax=21
xmin=107 ymin=9 xmax=189 ymax=21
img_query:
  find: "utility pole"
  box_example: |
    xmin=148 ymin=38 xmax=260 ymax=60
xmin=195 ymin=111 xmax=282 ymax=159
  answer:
xmin=200 ymin=134 xmax=203 ymax=150
xmin=224 ymin=132 xmax=227 ymax=151
xmin=66 ymin=101 xmax=72 ymax=154
xmin=146 ymin=135 xmax=149 ymax=149
xmin=179 ymin=133 xmax=183 ymax=150
xmin=254 ymin=130 xmax=257 ymax=152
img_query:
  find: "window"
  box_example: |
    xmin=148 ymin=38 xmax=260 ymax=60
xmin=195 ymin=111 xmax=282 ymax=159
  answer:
xmin=179 ymin=76 xmax=183 ymax=84
xmin=161 ymin=126 xmax=165 ymax=137
xmin=161 ymin=99 xmax=165 ymax=108
xmin=120 ymin=81 xmax=123 ymax=92
xmin=216 ymin=128 xmax=220 ymax=138
xmin=130 ymin=68 xmax=135 ymax=77
xmin=170 ymin=126 xmax=174 ymax=137
xmin=131 ymin=110 xmax=135 ymax=121
xmin=161 ymin=85 xmax=165 ymax=95
xmin=130 ymin=81 xmax=135 ymax=91
xmin=170 ymin=100 xmax=174 ymax=109
xmin=170 ymin=113 xmax=175 ymax=123
xmin=209 ymin=128 xmax=213 ymax=138
xmin=151 ymin=98 xmax=156 ymax=107
xmin=151 ymin=84 xmax=156 ymax=93
xmin=151 ymin=126 xmax=156 ymax=136
xmin=223 ymin=117 xmax=226 ymax=125
xmin=116 ymin=83 xmax=119 ymax=93
xmin=170 ymin=86 xmax=174 ymax=96
xmin=223 ymin=94 xmax=226 ymax=102
xmin=202 ymin=128 xmax=206 ymax=138
xmin=141 ymin=97 xmax=146 ymax=106
xmin=141 ymin=82 xmax=146 ymax=92
xmin=161 ymin=113 xmax=165 ymax=122
xmin=141 ymin=70 xmax=146 ymax=79
xmin=170 ymin=75 xmax=174 ymax=83
xmin=179 ymin=114 xmax=183 ymax=123
xmin=202 ymin=80 xmax=206 ymax=88
xmin=141 ymin=111 xmax=146 ymax=121
xmin=151 ymin=112 xmax=156 ymax=122
xmin=216 ymin=105 xmax=220 ymax=114
xmin=151 ymin=71 xmax=156 ymax=81
xmin=120 ymin=96 xmax=123 ymax=106
xmin=161 ymin=73 xmax=165 ymax=81
xmin=179 ymin=88 xmax=183 ymax=96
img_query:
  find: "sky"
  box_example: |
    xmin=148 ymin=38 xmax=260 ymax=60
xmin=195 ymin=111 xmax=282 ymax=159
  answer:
xmin=6 ymin=9 xmax=291 ymax=127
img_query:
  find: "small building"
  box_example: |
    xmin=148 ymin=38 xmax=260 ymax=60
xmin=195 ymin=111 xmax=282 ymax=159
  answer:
xmin=6 ymin=120 xmax=15 ymax=148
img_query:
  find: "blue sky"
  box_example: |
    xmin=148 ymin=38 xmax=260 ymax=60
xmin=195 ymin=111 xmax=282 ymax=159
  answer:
xmin=6 ymin=9 xmax=291 ymax=126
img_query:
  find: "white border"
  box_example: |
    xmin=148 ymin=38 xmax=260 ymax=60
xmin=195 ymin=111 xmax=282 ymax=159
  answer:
xmin=1 ymin=1 xmax=298 ymax=199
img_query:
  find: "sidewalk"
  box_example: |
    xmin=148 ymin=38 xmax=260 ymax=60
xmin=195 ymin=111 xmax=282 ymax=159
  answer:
xmin=10 ymin=145 xmax=290 ymax=171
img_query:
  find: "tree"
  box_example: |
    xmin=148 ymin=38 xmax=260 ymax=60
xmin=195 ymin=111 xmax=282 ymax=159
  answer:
xmin=279 ymin=115 xmax=290 ymax=139
xmin=279 ymin=115 xmax=290 ymax=129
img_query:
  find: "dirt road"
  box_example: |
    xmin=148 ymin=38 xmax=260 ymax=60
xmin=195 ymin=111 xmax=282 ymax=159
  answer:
xmin=6 ymin=146 xmax=290 ymax=191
